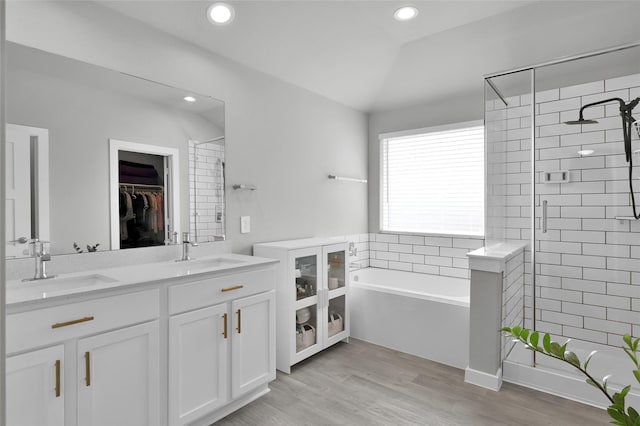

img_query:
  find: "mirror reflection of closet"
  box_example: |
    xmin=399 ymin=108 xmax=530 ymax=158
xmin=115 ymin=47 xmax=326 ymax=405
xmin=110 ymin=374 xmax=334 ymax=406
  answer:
xmin=119 ymin=152 xmax=166 ymax=249
xmin=109 ymin=139 xmax=180 ymax=250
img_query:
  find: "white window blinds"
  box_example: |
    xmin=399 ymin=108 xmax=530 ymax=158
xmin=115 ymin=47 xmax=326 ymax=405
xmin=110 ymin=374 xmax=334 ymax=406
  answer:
xmin=381 ymin=123 xmax=484 ymax=236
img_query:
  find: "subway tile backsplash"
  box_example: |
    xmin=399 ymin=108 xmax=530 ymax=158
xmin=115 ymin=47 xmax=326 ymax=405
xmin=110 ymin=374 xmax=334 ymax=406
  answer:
xmin=345 ymin=232 xmax=483 ymax=279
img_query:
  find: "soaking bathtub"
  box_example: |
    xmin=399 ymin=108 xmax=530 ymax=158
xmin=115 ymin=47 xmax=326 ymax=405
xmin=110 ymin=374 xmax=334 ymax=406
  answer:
xmin=349 ymin=268 xmax=470 ymax=369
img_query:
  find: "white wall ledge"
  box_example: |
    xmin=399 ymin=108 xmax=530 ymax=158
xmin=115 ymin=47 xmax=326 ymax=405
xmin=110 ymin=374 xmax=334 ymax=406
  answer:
xmin=467 ymin=242 xmax=526 ymax=273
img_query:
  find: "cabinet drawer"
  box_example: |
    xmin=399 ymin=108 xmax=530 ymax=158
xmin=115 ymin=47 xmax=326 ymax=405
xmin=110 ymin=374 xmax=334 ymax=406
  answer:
xmin=169 ymin=267 xmax=275 ymax=315
xmin=7 ymin=289 xmax=160 ymax=354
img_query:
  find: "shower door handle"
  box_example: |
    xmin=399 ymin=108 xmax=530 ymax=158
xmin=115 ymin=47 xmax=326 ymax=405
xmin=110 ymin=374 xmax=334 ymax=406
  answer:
xmin=542 ymin=200 xmax=548 ymax=233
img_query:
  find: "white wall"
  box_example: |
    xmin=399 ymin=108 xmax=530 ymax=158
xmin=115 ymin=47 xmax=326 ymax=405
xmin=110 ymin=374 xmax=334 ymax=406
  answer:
xmin=368 ymin=1 xmax=640 ymax=232
xmin=5 ymin=1 xmax=368 ymax=255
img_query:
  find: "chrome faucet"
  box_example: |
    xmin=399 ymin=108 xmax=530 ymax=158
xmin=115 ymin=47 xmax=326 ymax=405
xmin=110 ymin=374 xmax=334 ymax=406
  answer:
xmin=23 ymin=240 xmax=55 ymax=281
xmin=180 ymin=232 xmax=198 ymax=261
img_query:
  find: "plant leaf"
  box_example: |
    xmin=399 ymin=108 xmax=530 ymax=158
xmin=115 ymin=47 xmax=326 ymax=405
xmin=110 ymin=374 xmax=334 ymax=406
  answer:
xmin=501 ymin=326 xmax=512 ymax=333
xmin=512 ymin=326 xmax=522 ymax=338
xmin=633 ymin=337 xmax=640 ymax=352
xmin=564 ymin=351 xmax=580 ymax=368
xmin=608 ymin=406 xmax=626 ymax=423
xmin=629 ymin=406 xmax=639 ymax=422
xmin=530 ymin=331 xmax=539 ymax=348
xmin=624 ymin=347 xmax=639 ymax=367
xmin=543 ymin=333 xmax=551 ymax=353
xmin=624 ymin=334 xmax=633 ymax=349
xmin=584 ymin=350 xmax=597 ymax=370
xmin=520 ymin=329 xmax=530 ymax=342
xmin=550 ymin=342 xmax=563 ymax=358
xmin=620 ymin=385 xmax=632 ymax=399
xmin=633 ymin=369 xmax=640 ymax=385
xmin=586 ymin=378 xmax=599 ymax=389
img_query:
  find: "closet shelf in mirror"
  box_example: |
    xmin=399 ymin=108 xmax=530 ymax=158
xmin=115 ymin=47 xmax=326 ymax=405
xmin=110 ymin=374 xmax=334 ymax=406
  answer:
xmin=119 ymin=183 xmax=164 ymax=191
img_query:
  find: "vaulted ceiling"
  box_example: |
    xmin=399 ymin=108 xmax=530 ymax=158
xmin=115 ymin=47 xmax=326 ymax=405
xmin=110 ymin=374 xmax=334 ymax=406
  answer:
xmin=99 ymin=1 xmax=639 ymax=113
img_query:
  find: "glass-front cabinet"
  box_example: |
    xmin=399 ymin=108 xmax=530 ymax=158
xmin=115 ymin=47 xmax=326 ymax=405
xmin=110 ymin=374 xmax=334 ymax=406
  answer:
xmin=254 ymin=238 xmax=350 ymax=374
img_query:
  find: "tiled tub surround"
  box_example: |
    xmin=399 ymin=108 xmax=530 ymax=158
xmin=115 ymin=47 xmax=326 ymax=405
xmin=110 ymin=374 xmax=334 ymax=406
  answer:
xmin=367 ymin=233 xmax=484 ymax=279
xmin=486 ymin=72 xmax=640 ymax=349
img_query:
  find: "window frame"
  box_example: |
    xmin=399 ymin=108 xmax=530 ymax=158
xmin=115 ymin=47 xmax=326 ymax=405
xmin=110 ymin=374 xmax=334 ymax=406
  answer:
xmin=378 ymin=120 xmax=485 ymax=238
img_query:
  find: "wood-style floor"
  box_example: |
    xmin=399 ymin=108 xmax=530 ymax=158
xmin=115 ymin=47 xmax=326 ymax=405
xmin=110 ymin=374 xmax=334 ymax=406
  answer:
xmin=216 ymin=339 xmax=606 ymax=426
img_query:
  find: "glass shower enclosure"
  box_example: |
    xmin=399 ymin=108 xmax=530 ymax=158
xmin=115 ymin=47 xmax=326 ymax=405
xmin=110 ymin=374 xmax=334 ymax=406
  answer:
xmin=485 ymin=43 xmax=640 ymax=406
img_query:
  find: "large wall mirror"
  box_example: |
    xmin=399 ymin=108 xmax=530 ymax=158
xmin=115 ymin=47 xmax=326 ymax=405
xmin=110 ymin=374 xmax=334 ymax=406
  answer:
xmin=5 ymin=42 xmax=226 ymax=258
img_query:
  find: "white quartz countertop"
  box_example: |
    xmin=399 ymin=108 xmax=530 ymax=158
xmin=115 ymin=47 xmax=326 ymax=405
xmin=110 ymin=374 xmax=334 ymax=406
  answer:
xmin=6 ymin=253 xmax=278 ymax=307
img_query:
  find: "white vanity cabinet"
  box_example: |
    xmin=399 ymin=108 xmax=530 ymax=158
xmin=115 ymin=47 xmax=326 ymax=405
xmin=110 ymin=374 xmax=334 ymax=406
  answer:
xmin=6 ymin=289 xmax=160 ymax=426
xmin=167 ymin=268 xmax=276 ymax=426
xmin=254 ymin=238 xmax=349 ymax=373
xmin=6 ymin=345 xmax=65 ymax=426
xmin=6 ymin=256 xmax=277 ymax=426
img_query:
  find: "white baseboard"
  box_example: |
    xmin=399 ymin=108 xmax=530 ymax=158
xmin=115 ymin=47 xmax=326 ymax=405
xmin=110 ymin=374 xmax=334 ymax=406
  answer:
xmin=464 ymin=366 xmax=503 ymax=391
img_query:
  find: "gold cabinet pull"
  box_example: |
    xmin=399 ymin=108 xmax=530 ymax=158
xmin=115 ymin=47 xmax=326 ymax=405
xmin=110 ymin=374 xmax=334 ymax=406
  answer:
xmin=221 ymin=285 xmax=244 ymax=293
xmin=222 ymin=313 xmax=228 ymax=339
xmin=236 ymin=309 xmax=241 ymax=334
xmin=52 ymin=316 xmax=94 ymax=329
xmin=84 ymin=352 xmax=91 ymax=387
xmin=55 ymin=360 xmax=61 ymax=397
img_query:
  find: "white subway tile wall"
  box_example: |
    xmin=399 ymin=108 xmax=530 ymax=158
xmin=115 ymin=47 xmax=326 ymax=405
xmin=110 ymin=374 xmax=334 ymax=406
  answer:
xmin=346 ymin=232 xmax=483 ymax=279
xmin=502 ymin=250 xmax=525 ymax=359
xmin=487 ymin=72 xmax=640 ymax=348
xmin=188 ymin=141 xmax=225 ymax=241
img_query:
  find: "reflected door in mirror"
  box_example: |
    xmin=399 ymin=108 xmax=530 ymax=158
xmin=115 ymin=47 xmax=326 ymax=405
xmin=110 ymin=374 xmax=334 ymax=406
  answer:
xmin=5 ymin=124 xmax=50 ymax=258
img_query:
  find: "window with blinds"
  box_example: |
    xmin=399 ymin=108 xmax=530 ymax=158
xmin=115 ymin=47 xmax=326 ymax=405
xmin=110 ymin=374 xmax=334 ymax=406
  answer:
xmin=380 ymin=122 xmax=484 ymax=236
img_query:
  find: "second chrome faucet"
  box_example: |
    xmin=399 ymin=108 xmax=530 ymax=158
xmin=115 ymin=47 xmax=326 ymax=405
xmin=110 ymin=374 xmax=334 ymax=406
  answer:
xmin=179 ymin=232 xmax=198 ymax=261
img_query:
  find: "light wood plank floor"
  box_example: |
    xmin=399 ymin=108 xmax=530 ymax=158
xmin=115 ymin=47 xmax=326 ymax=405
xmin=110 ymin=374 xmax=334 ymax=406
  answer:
xmin=216 ymin=339 xmax=606 ymax=425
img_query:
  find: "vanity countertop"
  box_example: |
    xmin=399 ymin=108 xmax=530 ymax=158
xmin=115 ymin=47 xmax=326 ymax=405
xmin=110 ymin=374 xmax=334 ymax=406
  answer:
xmin=6 ymin=253 xmax=278 ymax=308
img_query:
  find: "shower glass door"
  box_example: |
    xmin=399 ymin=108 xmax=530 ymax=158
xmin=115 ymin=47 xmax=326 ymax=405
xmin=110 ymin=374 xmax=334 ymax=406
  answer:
xmin=532 ymin=46 xmax=640 ymax=373
xmin=486 ymin=43 xmax=640 ymax=389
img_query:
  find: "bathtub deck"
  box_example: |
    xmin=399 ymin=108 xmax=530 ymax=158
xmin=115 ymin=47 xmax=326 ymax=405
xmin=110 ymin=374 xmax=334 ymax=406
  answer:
xmin=216 ymin=339 xmax=605 ymax=426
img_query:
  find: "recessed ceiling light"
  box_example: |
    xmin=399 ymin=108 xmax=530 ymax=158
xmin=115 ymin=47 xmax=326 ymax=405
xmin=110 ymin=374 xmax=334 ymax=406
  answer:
xmin=578 ymin=150 xmax=595 ymax=156
xmin=394 ymin=6 xmax=418 ymax=21
xmin=184 ymin=96 xmax=196 ymax=102
xmin=207 ymin=2 xmax=235 ymax=25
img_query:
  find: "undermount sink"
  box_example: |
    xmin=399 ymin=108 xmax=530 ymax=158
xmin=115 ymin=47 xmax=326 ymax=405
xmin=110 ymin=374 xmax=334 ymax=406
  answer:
xmin=22 ymin=273 xmax=119 ymax=291
xmin=164 ymin=256 xmax=246 ymax=275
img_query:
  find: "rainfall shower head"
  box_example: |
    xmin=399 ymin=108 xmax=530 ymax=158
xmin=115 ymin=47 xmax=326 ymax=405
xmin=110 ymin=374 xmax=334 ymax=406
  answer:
xmin=564 ymin=118 xmax=599 ymax=125
xmin=564 ymin=96 xmax=640 ymax=219
xmin=565 ymin=97 xmax=639 ymax=162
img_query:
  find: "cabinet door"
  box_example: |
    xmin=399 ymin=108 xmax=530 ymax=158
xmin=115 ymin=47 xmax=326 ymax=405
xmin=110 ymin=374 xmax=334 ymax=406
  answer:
xmin=323 ymin=243 xmax=349 ymax=345
xmin=291 ymin=247 xmax=323 ymax=365
xmin=231 ymin=291 xmax=275 ymax=399
xmin=77 ymin=321 xmax=160 ymax=426
xmin=169 ymin=304 xmax=229 ymax=426
xmin=6 ymin=345 xmax=64 ymax=426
